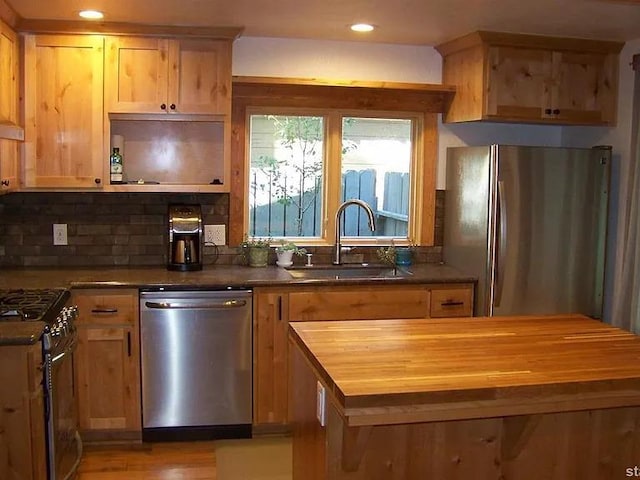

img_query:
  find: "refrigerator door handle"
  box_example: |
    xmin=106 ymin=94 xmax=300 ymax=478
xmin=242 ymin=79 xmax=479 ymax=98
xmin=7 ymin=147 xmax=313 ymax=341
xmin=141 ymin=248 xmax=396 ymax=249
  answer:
xmin=495 ymin=180 xmax=507 ymax=308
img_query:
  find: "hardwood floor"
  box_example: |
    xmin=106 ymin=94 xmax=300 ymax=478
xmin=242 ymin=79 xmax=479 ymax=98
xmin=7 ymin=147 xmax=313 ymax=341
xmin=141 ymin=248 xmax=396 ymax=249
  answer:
xmin=76 ymin=441 xmax=219 ymax=480
xmin=75 ymin=437 xmax=292 ymax=480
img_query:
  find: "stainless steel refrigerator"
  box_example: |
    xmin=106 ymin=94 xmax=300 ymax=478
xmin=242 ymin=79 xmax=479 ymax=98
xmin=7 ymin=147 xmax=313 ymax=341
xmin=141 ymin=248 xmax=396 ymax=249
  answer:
xmin=443 ymin=145 xmax=611 ymax=318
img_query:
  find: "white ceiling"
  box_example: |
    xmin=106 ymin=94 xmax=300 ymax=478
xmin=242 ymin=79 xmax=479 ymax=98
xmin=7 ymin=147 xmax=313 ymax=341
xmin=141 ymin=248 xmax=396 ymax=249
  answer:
xmin=8 ymin=0 xmax=640 ymax=46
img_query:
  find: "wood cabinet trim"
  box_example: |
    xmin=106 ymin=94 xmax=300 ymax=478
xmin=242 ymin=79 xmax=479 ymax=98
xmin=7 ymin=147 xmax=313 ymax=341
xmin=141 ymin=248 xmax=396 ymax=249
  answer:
xmin=436 ymin=30 xmax=624 ymax=57
xmin=16 ymin=18 xmax=243 ymax=39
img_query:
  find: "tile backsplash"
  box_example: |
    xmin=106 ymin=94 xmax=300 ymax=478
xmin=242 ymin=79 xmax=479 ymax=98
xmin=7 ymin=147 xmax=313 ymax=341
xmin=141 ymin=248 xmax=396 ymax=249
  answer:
xmin=0 ymin=191 xmax=445 ymax=267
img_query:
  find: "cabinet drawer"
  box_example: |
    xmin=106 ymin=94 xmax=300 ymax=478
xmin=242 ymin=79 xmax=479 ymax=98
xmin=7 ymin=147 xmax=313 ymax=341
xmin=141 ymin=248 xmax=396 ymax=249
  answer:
xmin=430 ymin=287 xmax=473 ymax=318
xmin=73 ymin=289 xmax=138 ymax=325
xmin=289 ymin=286 xmax=430 ymax=321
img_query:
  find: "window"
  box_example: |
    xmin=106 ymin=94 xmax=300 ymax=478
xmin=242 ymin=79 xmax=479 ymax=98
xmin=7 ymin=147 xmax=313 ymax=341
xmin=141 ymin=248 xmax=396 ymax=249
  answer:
xmin=247 ymin=109 xmax=422 ymax=246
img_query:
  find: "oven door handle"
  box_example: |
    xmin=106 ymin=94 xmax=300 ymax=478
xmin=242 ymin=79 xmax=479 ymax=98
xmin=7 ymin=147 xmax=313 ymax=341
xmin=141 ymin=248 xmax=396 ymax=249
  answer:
xmin=144 ymin=300 xmax=247 ymax=309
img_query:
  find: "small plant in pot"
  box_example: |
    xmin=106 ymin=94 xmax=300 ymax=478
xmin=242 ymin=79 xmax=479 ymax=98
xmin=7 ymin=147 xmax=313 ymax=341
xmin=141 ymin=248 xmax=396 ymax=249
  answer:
xmin=241 ymin=236 xmax=272 ymax=267
xmin=275 ymin=240 xmax=307 ymax=268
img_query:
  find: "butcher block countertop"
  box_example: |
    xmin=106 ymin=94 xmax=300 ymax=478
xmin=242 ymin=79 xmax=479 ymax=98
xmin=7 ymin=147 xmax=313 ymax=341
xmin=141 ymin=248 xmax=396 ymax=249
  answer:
xmin=289 ymin=314 xmax=640 ymax=426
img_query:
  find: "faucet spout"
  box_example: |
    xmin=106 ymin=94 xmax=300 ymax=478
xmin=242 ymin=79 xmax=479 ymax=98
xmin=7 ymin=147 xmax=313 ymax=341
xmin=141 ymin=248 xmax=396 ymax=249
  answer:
xmin=333 ymin=199 xmax=376 ymax=265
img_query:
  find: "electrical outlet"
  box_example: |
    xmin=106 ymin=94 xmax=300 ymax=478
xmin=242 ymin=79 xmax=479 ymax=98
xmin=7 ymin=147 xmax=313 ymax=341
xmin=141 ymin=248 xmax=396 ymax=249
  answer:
xmin=316 ymin=381 xmax=326 ymax=426
xmin=53 ymin=224 xmax=68 ymax=246
xmin=204 ymin=224 xmax=226 ymax=246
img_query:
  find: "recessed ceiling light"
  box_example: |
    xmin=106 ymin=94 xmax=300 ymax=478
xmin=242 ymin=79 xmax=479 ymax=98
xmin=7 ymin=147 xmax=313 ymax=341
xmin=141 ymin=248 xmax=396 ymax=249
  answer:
xmin=79 ymin=10 xmax=104 ymax=20
xmin=350 ymin=23 xmax=375 ymax=33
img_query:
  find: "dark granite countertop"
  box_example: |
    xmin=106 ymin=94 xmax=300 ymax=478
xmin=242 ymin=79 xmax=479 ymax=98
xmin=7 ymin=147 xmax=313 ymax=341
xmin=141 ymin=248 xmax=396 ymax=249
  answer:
xmin=0 ymin=263 xmax=475 ymax=289
xmin=0 ymin=263 xmax=475 ymax=345
xmin=0 ymin=321 xmax=46 ymax=346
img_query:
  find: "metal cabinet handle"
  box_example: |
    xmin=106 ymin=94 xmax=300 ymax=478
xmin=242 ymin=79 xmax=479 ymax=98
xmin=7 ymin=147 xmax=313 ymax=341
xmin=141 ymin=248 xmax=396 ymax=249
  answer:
xmin=127 ymin=331 xmax=131 ymax=357
xmin=277 ymin=296 xmax=283 ymax=321
xmin=94 ymin=178 xmax=101 ymax=184
xmin=145 ymin=300 xmax=247 ymax=309
xmin=1 ymin=180 xmax=9 ymax=186
xmin=441 ymin=301 xmax=464 ymax=307
xmin=170 ymin=104 xmax=176 ymax=110
xmin=160 ymin=103 xmax=167 ymax=110
xmin=91 ymin=308 xmax=118 ymax=314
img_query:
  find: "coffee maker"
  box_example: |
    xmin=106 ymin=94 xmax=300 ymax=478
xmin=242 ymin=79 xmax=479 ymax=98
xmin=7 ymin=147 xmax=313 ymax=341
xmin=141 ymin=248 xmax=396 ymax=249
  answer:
xmin=168 ymin=205 xmax=203 ymax=271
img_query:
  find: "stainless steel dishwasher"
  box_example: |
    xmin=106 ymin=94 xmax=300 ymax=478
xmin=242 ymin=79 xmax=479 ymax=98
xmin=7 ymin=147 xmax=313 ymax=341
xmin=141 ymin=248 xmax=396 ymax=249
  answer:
xmin=139 ymin=289 xmax=252 ymax=441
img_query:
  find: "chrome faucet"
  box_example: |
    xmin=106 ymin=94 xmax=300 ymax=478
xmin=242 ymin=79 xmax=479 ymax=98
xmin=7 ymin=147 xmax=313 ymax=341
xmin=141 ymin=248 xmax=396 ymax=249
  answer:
xmin=333 ymin=199 xmax=376 ymax=265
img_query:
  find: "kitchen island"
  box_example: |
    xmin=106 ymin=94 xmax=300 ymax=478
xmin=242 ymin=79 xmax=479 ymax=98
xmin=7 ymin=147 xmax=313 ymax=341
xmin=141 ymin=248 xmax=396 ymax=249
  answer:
xmin=289 ymin=314 xmax=640 ymax=479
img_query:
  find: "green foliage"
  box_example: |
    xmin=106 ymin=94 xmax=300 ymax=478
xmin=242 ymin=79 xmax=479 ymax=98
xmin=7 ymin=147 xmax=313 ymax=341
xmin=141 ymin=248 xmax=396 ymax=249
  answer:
xmin=275 ymin=240 xmax=307 ymax=256
xmin=376 ymin=243 xmax=397 ymax=266
xmin=240 ymin=235 xmax=272 ymax=249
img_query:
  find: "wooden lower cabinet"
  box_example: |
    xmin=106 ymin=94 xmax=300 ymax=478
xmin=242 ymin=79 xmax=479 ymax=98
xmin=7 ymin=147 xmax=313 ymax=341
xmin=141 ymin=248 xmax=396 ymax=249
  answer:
xmin=0 ymin=343 xmax=47 ymax=480
xmin=72 ymin=289 xmax=141 ymax=441
xmin=253 ymin=283 xmax=474 ymax=428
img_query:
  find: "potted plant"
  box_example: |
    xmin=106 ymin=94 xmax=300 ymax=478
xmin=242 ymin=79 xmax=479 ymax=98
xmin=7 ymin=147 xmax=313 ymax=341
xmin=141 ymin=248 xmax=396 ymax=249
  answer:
xmin=377 ymin=242 xmax=415 ymax=267
xmin=241 ymin=236 xmax=272 ymax=267
xmin=275 ymin=240 xmax=307 ymax=267
xmin=394 ymin=245 xmax=416 ymax=266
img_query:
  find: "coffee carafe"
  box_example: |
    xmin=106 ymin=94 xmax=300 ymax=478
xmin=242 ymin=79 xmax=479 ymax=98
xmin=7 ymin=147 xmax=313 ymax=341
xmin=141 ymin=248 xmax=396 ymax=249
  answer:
xmin=168 ymin=205 xmax=203 ymax=271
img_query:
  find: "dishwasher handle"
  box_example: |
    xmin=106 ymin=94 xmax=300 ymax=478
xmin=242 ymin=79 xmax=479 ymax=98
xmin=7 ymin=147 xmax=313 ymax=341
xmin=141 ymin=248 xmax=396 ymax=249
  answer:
xmin=144 ymin=300 xmax=248 ymax=310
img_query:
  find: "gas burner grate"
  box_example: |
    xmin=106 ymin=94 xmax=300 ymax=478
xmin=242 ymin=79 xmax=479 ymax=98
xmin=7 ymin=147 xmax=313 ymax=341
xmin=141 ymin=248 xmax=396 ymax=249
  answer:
xmin=0 ymin=288 xmax=68 ymax=322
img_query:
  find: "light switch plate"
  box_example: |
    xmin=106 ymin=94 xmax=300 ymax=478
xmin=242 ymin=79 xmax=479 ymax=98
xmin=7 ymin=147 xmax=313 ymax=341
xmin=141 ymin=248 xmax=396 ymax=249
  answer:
xmin=53 ymin=224 xmax=68 ymax=246
xmin=316 ymin=381 xmax=326 ymax=426
xmin=204 ymin=224 xmax=226 ymax=246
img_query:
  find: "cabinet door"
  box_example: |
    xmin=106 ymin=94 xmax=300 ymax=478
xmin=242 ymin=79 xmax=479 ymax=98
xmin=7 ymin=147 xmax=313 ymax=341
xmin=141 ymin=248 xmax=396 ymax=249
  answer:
xmin=485 ymin=46 xmax=552 ymax=121
xmin=105 ymin=36 xmax=169 ymax=114
xmin=0 ymin=21 xmax=17 ymax=126
xmin=0 ymin=138 xmax=17 ymax=192
xmin=0 ymin=343 xmax=47 ymax=480
xmin=75 ymin=325 xmax=141 ymax=433
xmin=23 ymin=35 xmax=104 ymax=188
xmin=168 ymin=39 xmax=231 ymax=115
xmin=552 ymin=51 xmax=617 ymax=125
xmin=253 ymin=290 xmax=289 ymax=426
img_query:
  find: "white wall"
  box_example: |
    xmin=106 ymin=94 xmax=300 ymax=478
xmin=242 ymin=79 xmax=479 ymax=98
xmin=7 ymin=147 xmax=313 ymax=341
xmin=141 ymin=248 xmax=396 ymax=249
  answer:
xmin=233 ymin=37 xmax=442 ymax=83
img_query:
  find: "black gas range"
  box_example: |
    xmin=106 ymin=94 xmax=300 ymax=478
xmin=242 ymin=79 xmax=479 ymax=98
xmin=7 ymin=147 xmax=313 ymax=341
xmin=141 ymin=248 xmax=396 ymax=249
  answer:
xmin=0 ymin=288 xmax=81 ymax=480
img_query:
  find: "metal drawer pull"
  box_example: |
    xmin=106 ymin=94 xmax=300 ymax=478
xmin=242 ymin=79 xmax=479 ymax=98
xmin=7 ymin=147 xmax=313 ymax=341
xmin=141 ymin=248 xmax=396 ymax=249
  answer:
xmin=91 ymin=308 xmax=118 ymax=314
xmin=441 ymin=301 xmax=464 ymax=307
xmin=145 ymin=300 xmax=247 ymax=309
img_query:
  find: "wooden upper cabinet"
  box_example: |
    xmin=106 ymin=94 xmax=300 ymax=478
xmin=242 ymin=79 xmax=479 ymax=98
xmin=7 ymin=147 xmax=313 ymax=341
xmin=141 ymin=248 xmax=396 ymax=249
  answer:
xmin=436 ymin=31 xmax=623 ymax=126
xmin=22 ymin=34 xmax=104 ymax=188
xmin=0 ymin=21 xmax=20 ymax=133
xmin=105 ymin=36 xmax=232 ymax=115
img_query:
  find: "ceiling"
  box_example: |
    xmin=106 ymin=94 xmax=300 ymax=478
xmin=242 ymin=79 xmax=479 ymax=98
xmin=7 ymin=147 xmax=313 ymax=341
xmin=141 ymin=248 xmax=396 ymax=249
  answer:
xmin=8 ymin=0 xmax=640 ymax=46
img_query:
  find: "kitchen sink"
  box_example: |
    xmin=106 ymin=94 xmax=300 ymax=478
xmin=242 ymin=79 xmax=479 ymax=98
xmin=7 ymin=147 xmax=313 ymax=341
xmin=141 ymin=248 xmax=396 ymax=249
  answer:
xmin=285 ymin=263 xmax=411 ymax=279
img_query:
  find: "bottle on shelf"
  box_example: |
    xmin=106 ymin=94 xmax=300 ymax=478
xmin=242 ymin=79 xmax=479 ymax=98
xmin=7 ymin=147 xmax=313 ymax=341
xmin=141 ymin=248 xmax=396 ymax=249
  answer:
xmin=110 ymin=147 xmax=123 ymax=183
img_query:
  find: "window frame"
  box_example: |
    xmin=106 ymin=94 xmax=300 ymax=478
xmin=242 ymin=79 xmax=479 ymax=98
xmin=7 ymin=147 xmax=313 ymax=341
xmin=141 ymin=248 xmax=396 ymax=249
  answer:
xmin=245 ymin=107 xmax=425 ymax=247
xmin=230 ymin=77 xmax=451 ymax=248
